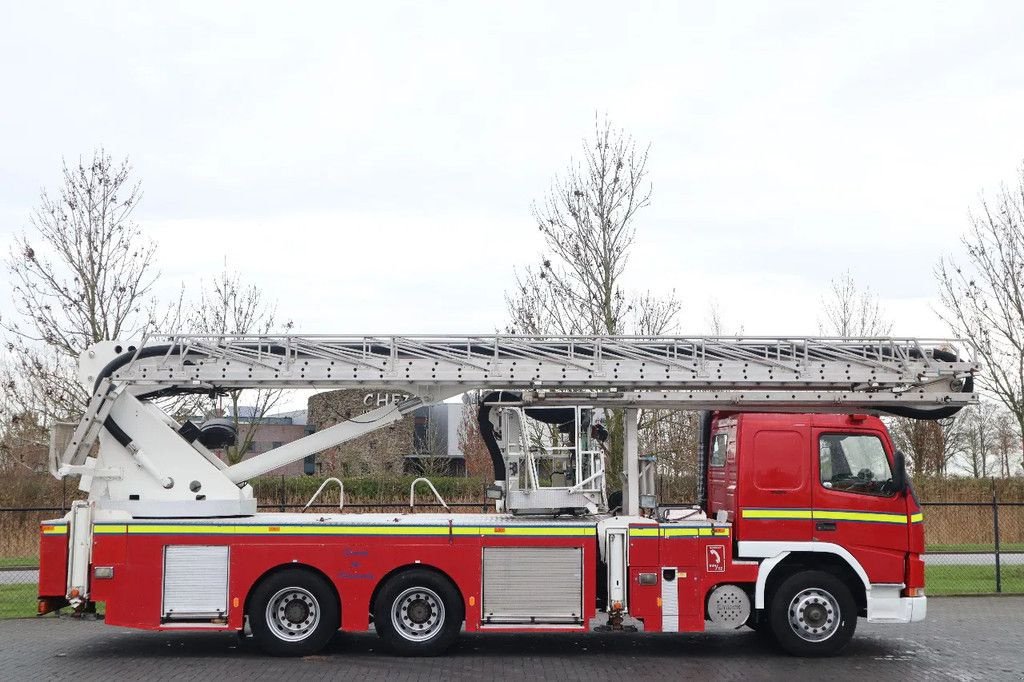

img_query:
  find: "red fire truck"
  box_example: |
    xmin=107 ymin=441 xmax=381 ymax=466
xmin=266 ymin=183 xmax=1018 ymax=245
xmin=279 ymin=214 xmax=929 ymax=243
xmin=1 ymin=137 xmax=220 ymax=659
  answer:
xmin=39 ymin=335 xmax=975 ymax=657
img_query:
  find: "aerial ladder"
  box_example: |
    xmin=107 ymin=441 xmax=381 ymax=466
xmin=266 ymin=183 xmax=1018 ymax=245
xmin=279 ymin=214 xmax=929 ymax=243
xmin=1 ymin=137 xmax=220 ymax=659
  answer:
xmin=53 ymin=333 xmax=977 ymax=517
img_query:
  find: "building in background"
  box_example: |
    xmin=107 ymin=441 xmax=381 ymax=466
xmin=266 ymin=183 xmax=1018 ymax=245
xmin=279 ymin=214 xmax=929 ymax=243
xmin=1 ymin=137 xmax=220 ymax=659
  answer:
xmin=225 ymin=390 xmax=465 ymax=477
xmin=409 ymin=402 xmax=464 ymax=476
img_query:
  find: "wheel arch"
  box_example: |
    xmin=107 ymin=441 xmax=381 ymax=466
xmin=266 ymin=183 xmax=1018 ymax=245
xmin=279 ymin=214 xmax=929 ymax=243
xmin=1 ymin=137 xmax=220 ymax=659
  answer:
xmin=243 ymin=562 xmax=342 ymax=624
xmin=751 ymin=547 xmax=868 ymax=612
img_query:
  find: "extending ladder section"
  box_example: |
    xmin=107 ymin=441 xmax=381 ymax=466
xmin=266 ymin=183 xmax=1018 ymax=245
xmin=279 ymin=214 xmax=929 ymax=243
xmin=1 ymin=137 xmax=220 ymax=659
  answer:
xmin=103 ymin=333 xmax=976 ymax=398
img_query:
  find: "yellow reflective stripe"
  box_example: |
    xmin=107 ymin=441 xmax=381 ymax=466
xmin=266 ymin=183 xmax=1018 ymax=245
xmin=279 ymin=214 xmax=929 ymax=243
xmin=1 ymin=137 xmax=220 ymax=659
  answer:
xmin=294 ymin=525 xmax=450 ymax=536
xmin=91 ymin=523 xmax=593 ymax=537
xmin=127 ymin=524 xmax=238 ymax=534
xmin=663 ymin=528 xmax=700 ymax=537
xmin=742 ymin=509 xmax=813 ymax=520
xmin=910 ymin=512 xmax=924 ymax=523
xmin=813 ymin=510 xmax=905 ymax=524
xmin=662 ymin=527 xmax=731 ymax=538
xmin=741 ymin=509 xmax=916 ymax=524
xmin=480 ymin=526 xmax=592 ymax=536
xmin=626 ymin=527 xmax=734 ymax=539
xmin=127 ymin=524 xmax=451 ymax=535
xmin=629 ymin=528 xmax=660 ymax=538
xmin=42 ymin=525 xmax=68 ymax=535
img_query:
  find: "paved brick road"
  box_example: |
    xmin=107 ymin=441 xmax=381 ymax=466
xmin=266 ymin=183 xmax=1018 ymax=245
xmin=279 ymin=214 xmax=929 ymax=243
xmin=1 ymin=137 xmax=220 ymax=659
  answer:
xmin=0 ymin=597 xmax=1021 ymax=681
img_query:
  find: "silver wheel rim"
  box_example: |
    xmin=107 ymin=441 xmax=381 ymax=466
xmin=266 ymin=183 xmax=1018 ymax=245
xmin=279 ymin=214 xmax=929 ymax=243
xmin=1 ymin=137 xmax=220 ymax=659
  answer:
xmin=391 ymin=586 xmax=445 ymax=642
xmin=265 ymin=587 xmax=321 ymax=642
xmin=788 ymin=587 xmax=840 ymax=642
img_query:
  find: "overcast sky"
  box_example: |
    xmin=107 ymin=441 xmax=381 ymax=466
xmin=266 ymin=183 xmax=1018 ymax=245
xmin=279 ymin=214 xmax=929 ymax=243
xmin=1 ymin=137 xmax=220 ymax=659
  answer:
xmin=3 ymin=1 xmax=1024 ymax=341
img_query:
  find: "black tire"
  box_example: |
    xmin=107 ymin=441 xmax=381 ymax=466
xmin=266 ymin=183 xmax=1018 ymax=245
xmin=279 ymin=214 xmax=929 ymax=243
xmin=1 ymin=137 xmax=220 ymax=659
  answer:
xmin=248 ymin=568 xmax=339 ymax=656
xmin=746 ymin=610 xmax=769 ymax=634
xmin=373 ymin=569 xmax=463 ymax=656
xmin=768 ymin=570 xmax=857 ymax=657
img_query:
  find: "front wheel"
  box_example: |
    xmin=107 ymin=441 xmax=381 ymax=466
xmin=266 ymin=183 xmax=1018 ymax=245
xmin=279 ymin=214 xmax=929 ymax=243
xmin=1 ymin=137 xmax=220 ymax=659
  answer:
xmin=768 ymin=570 xmax=856 ymax=657
xmin=373 ymin=569 xmax=463 ymax=656
xmin=745 ymin=610 xmax=770 ymax=636
xmin=249 ymin=568 xmax=339 ymax=656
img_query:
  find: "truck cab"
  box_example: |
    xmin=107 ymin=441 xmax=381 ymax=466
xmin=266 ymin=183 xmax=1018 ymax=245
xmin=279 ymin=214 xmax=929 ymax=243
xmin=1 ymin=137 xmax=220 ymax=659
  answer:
xmin=704 ymin=411 xmax=926 ymax=653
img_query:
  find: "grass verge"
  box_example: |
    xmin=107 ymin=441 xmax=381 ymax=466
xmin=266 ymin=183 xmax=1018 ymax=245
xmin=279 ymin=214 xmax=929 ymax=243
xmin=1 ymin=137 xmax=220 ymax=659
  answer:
xmin=0 ymin=556 xmax=37 ymax=569
xmin=927 ymin=543 xmax=1024 ymax=553
xmin=0 ymin=584 xmax=37 ymax=619
xmin=926 ymin=564 xmax=1024 ymax=595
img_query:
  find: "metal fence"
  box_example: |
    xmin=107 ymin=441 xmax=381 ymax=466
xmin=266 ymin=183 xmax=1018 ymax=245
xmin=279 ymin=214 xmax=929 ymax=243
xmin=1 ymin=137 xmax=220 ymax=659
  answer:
xmin=1 ymin=506 xmax=64 ymax=619
xmin=2 ymin=498 xmax=1022 ymax=620
xmin=920 ymin=500 xmax=1024 ymax=595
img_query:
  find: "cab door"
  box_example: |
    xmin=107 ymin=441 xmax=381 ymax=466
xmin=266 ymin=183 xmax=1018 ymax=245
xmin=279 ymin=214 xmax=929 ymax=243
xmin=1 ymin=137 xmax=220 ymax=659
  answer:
xmin=812 ymin=428 xmax=909 ymax=583
xmin=707 ymin=417 xmax=737 ymax=522
xmin=736 ymin=418 xmax=813 ymax=543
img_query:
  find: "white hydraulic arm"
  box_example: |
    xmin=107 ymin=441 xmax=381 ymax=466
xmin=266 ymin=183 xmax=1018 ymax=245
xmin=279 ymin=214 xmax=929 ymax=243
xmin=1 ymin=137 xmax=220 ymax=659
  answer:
xmin=225 ymin=399 xmax=424 ymax=483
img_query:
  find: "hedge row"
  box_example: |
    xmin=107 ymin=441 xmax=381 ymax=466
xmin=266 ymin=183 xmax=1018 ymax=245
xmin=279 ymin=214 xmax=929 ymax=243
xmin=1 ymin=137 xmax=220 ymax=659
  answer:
xmin=913 ymin=476 xmax=1024 ymax=502
xmin=248 ymin=475 xmax=488 ymax=506
xmin=2 ymin=469 xmax=1022 ymax=508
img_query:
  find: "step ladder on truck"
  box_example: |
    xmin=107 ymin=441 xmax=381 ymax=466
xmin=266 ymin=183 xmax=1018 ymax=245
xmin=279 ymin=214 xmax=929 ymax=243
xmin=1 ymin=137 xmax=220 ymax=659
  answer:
xmin=38 ymin=334 xmax=978 ymax=657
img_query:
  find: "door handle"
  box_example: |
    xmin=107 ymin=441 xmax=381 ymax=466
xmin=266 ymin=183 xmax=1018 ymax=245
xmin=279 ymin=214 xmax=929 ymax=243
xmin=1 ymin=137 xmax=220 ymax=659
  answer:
xmin=816 ymin=521 xmax=837 ymax=531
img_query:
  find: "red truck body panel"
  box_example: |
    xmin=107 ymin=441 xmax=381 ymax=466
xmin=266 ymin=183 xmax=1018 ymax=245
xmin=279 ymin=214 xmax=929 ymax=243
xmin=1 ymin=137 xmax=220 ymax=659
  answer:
xmin=38 ymin=411 xmax=923 ymax=636
xmin=38 ymin=524 xmax=69 ymax=598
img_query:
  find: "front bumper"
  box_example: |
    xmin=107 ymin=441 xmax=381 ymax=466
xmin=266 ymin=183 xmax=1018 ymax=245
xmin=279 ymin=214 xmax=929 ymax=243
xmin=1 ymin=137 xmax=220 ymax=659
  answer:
xmin=866 ymin=584 xmax=927 ymax=623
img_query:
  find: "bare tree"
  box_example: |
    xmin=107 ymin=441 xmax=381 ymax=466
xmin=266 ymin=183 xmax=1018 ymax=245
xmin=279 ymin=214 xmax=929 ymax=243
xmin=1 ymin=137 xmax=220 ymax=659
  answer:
xmin=506 ymin=116 xmax=679 ymax=337
xmin=189 ymin=266 xmax=291 ymax=465
xmin=706 ymin=301 xmax=745 ymax=336
xmin=818 ymin=270 xmax=892 ymax=337
xmin=625 ymin=302 xmax=746 ymax=501
xmin=992 ymin=409 xmax=1022 ymax=477
xmin=638 ymin=409 xmax=700 ymax=501
xmin=888 ymin=416 xmax=967 ymax=477
xmin=936 ymin=170 xmax=1024 ymax=471
xmin=2 ymin=151 xmax=161 ymax=420
xmin=960 ymin=402 xmax=998 ymax=478
xmin=506 ymin=116 xmax=680 ymax=479
xmin=0 ymin=409 xmax=48 ymax=474
xmin=815 ymin=270 xmax=972 ymax=474
xmin=457 ymin=392 xmax=492 ymax=478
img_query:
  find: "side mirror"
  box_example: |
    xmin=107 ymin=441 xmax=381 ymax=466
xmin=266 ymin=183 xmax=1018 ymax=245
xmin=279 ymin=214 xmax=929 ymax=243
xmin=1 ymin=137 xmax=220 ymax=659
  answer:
xmin=892 ymin=450 xmax=907 ymax=494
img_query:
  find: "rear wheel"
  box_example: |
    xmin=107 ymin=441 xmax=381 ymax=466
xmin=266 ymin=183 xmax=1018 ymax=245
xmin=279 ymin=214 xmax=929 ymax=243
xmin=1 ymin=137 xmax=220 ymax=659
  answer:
xmin=249 ymin=568 xmax=339 ymax=656
xmin=768 ymin=570 xmax=856 ymax=657
xmin=373 ymin=569 xmax=463 ymax=656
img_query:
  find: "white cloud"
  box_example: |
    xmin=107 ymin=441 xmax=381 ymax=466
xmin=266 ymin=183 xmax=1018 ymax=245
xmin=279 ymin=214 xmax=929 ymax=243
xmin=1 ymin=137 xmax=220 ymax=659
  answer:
xmin=2 ymin=1 xmax=1023 ymax=342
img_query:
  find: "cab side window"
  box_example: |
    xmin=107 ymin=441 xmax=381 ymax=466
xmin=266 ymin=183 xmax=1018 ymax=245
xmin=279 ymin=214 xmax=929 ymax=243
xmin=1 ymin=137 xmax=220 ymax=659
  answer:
xmin=710 ymin=433 xmax=728 ymax=467
xmin=819 ymin=434 xmax=894 ymax=496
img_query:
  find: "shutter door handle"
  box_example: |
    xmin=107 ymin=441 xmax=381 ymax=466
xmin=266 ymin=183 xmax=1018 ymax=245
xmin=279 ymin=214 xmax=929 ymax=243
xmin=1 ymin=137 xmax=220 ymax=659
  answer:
xmin=816 ymin=521 xmax=837 ymax=531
